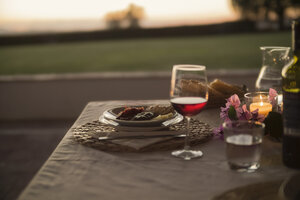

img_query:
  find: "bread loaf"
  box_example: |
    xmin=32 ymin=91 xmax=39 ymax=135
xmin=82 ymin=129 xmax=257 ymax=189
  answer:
xmin=177 ymin=79 xmax=246 ymax=108
xmin=209 ymin=79 xmax=245 ymax=98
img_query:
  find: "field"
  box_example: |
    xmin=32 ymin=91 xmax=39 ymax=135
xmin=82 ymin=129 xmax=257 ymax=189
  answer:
xmin=0 ymin=31 xmax=291 ymax=75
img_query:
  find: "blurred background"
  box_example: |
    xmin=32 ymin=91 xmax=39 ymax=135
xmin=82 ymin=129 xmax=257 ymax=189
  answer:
xmin=0 ymin=1 xmax=300 ymax=200
xmin=0 ymin=0 xmax=299 ymax=74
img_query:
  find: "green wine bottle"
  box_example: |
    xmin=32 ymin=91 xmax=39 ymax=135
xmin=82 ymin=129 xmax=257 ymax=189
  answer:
xmin=282 ymin=19 xmax=300 ymax=169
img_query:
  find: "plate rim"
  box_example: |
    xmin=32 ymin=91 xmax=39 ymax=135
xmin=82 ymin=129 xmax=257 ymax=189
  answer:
xmin=99 ymin=111 xmax=183 ymax=131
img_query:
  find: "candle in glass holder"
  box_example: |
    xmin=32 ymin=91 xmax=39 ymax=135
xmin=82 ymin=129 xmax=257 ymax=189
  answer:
xmin=250 ymin=95 xmax=272 ymax=117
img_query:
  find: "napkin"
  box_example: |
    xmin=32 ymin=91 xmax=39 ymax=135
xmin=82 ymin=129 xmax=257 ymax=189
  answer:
xmin=100 ymin=130 xmax=185 ymax=150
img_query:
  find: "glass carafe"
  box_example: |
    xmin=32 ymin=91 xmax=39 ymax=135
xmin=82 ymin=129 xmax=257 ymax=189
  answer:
xmin=256 ymin=46 xmax=290 ymax=92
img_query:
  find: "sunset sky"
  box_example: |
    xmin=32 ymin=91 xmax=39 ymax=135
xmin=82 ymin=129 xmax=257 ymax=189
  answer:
xmin=0 ymin=0 xmax=238 ymax=33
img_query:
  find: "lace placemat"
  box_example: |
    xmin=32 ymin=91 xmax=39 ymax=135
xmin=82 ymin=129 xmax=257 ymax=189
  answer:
xmin=73 ymin=119 xmax=213 ymax=152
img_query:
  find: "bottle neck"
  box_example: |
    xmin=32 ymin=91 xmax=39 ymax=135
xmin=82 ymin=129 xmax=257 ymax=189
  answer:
xmin=292 ymin=20 xmax=300 ymax=56
xmin=294 ymin=50 xmax=300 ymax=57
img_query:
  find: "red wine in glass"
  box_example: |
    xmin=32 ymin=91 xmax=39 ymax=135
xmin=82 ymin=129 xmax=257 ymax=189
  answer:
xmin=171 ymin=97 xmax=207 ymax=117
xmin=170 ymin=64 xmax=208 ymax=160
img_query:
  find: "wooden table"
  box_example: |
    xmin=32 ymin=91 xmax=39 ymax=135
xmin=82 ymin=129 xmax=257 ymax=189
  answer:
xmin=17 ymin=100 xmax=298 ymax=200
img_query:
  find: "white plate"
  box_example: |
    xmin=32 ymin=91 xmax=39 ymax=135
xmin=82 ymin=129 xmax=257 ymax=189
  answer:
xmin=102 ymin=106 xmax=180 ymax=127
xmin=99 ymin=113 xmax=183 ymax=132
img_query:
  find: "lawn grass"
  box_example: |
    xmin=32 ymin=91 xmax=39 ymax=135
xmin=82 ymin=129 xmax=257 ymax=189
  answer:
xmin=0 ymin=31 xmax=291 ymax=75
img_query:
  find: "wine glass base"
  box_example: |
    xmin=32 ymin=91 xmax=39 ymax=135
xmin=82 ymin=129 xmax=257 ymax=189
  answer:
xmin=171 ymin=149 xmax=203 ymax=160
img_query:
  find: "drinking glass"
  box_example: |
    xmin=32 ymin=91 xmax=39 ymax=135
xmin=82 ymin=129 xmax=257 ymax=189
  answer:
xmin=223 ymin=120 xmax=265 ymax=172
xmin=170 ymin=64 xmax=208 ymax=160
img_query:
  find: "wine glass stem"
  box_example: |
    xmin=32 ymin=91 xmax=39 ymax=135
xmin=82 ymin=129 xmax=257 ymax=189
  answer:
xmin=184 ymin=116 xmax=191 ymax=150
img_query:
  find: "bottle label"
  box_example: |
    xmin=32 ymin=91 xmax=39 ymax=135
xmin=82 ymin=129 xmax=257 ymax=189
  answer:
xmin=283 ymin=91 xmax=300 ymax=136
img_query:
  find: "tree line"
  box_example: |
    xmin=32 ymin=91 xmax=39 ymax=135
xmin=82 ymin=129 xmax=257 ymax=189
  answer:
xmin=104 ymin=4 xmax=145 ymax=30
xmin=104 ymin=1 xmax=300 ymax=30
xmin=231 ymin=0 xmax=300 ymax=29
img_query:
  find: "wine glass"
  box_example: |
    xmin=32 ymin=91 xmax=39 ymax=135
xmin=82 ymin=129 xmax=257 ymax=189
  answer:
xmin=170 ymin=64 xmax=208 ymax=160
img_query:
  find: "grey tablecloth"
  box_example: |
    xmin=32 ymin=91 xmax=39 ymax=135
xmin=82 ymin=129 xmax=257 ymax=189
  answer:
xmin=17 ymin=100 xmax=297 ymax=200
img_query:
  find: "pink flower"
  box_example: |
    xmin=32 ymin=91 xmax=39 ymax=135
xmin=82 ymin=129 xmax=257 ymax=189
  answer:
xmin=236 ymin=106 xmax=244 ymax=119
xmin=240 ymin=104 xmax=252 ymax=120
xmin=225 ymin=94 xmax=241 ymax=109
xmin=213 ymin=125 xmax=224 ymax=140
xmin=269 ymin=88 xmax=278 ymax=100
xmin=250 ymin=108 xmax=265 ymax=122
xmin=220 ymin=106 xmax=230 ymax=121
xmin=269 ymin=88 xmax=278 ymax=106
